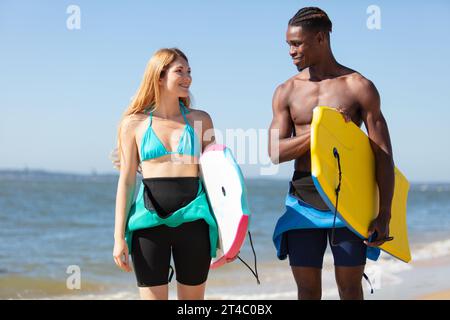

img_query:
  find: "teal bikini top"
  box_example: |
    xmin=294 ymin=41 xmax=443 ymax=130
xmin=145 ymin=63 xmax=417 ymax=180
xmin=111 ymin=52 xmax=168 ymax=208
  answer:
xmin=140 ymin=102 xmax=201 ymax=162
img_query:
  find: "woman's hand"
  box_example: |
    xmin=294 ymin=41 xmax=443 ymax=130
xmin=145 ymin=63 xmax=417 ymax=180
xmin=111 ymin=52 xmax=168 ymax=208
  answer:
xmin=113 ymin=238 xmax=132 ymax=272
xmin=226 ymin=252 xmax=240 ymax=263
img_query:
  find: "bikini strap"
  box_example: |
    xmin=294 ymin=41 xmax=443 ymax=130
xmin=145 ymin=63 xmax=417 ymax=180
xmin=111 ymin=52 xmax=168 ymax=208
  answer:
xmin=149 ymin=111 xmax=153 ymax=126
xmin=179 ymin=101 xmax=189 ymax=124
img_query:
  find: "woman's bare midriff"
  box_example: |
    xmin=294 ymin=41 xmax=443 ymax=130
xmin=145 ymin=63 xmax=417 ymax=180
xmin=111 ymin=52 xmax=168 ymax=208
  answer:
xmin=140 ymin=159 xmax=199 ymax=179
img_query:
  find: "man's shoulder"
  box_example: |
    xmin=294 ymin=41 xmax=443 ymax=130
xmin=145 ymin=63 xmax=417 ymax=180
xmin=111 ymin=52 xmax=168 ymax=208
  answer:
xmin=342 ymin=69 xmax=380 ymax=106
xmin=277 ymin=69 xmax=313 ymax=92
xmin=275 ymin=73 xmax=301 ymax=96
xmin=344 ymin=70 xmax=375 ymax=90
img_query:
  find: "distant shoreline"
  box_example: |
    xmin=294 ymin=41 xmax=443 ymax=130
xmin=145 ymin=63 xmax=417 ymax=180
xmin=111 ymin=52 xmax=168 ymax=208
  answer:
xmin=0 ymin=168 xmax=288 ymax=182
xmin=0 ymin=168 xmax=119 ymax=178
xmin=0 ymin=169 xmax=120 ymax=183
xmin=0 ymin=168 xmax=449 ymax=184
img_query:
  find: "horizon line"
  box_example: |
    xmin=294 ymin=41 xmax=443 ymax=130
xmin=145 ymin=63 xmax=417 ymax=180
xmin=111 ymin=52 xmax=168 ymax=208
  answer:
xmin=0 ymin=167 xmax=449 ymax=184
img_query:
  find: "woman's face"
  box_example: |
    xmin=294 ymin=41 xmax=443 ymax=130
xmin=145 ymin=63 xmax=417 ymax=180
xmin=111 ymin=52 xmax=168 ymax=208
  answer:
xmin=159 ymin=57 xmax=192 ymax=98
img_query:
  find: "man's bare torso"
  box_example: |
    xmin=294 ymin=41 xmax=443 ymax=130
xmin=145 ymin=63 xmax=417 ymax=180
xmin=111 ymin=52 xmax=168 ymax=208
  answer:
xmin=284 ymin=67 xmax=367 ymax=171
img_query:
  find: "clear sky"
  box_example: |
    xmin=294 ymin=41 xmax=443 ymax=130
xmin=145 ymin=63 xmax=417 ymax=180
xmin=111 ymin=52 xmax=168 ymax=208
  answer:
xmin=1 ymin=0 xmax=449 ymax=182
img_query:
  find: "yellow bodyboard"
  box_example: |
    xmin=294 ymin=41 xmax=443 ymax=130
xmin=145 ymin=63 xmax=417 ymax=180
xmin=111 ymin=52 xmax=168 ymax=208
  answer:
xmin=310 ymin=107 xmax=411 ymax=263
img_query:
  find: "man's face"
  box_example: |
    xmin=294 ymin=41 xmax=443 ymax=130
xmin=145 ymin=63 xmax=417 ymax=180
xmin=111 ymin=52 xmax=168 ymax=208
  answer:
xmin=286 ymin=25 xmax=318 ymax=71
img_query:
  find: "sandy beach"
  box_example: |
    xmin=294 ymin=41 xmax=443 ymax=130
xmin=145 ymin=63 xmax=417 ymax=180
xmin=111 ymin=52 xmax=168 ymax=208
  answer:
xmin=418 ymin=290 xmax=450 ymax=300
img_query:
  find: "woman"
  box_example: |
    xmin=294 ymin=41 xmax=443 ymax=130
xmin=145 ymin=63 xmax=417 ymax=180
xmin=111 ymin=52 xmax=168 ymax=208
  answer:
xmin=113 ymin=48 xmax=218 ymax=300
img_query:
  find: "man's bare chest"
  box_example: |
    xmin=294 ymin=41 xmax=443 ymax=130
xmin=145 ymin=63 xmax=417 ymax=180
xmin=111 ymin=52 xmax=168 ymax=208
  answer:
xmin=288 ymin=80 xmax=361 ymax=125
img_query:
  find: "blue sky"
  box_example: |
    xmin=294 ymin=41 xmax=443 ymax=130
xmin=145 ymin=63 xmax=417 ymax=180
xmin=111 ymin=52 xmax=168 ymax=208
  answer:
xmin=1 ymin=0 xmax=449 ymax=182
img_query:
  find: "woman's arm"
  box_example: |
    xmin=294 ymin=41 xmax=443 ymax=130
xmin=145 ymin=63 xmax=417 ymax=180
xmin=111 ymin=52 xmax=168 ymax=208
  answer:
xmin=109 ymin=147 xmax=142 ymax=174
xmin=195 ymin=110 xmax=216 ymax=152
xmin=113 ymin=116 xmax=139 ymax=271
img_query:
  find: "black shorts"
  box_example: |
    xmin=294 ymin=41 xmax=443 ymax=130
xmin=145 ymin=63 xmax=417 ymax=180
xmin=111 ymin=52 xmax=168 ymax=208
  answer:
xmin=286 ymin=171 xmax=367 ymax=268
xmin=286 ymin=227 xmax=367 ymax=268
xmin=131 ymin=176 xmax=211 ymax=287
xmin=131 ymin=219 xmax=211 ymax=287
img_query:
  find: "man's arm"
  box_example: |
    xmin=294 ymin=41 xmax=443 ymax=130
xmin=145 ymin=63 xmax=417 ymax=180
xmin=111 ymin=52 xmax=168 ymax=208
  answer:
xmin=357 ymin=78 xmax=395 ymax=246
xmin=268 ymin=83 xmax=310 ymax=164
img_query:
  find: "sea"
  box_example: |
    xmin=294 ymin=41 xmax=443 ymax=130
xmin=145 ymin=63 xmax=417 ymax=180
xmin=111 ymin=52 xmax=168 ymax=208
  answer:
xmin=1 ymin=170 xmax=450 ymax=300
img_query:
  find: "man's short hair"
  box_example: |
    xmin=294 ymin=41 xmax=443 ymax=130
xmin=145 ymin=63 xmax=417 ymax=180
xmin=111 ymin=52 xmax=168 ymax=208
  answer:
xmin=288 ymin=7 xmax=332 ymax=34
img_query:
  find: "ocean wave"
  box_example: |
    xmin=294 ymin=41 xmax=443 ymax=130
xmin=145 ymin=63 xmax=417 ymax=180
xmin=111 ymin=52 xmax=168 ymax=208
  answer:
xmin=411 ymin=238 xmax=450 ymax=261
xmin=412 ymin=184 xmax=450 ymax=193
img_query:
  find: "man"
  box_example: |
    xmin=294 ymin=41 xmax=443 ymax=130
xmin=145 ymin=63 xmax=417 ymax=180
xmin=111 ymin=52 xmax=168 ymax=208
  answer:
xmin=269 ymin=7 xmax=394 ymax=300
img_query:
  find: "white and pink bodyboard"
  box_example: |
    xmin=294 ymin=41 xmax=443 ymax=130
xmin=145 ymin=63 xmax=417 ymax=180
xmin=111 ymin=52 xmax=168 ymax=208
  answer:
xmin=199 ymin=144 xmax=251 ymax=269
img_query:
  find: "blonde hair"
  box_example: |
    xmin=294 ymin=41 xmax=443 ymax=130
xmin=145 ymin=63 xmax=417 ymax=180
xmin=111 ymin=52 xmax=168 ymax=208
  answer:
xmin=117 ymin=48 xmax=190 ymax=162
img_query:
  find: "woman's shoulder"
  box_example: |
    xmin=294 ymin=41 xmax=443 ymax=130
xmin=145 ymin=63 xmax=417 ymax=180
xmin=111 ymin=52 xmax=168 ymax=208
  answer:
xmin=187 ymin=108 xmax=212 ymax=122
xmin=120 ymin=113 xmax=147 ymax=134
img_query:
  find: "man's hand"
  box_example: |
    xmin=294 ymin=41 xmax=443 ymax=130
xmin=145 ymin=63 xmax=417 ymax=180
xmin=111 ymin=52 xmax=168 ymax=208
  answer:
xmin=337 ymin=101 xmax=395 ymax=248
xmin=364 ymin=214 xmax=393 ymax=247
xmin=336 ymin=106 xmax=352 ymax=122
